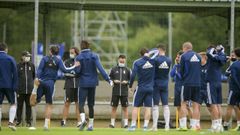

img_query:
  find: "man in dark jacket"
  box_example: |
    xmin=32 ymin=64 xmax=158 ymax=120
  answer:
xmin=0 ymin=43 xmax=18 ymax=131
xmin=109 ymin=55 xmax=131 ymax=128
xmin=61 ymin=47 xmax=80 ymax=127
xmin=16 ymin=51 xmax=35 ymax=127
xmin=75 ymin=40 xmax=112 ymax=131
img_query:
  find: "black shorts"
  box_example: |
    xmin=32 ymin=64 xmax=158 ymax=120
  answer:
xmin=111 ymin=95 xmax=128 ymax=107
xmin=182 ymin=86 xmax=200 ymax=103
xmin=65 ymin=88 xmax=78 ymax=103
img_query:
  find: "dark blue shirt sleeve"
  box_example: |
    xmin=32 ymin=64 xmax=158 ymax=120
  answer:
xmin=58 ymin=59 xmax=75 ymax=73
xmin=37 ymin=57 xmax=45 ymax=78
xmin=129 ymin=62 xmax=137 ymax=88
xmin=95 ymin=55 xmax=110 ymax=83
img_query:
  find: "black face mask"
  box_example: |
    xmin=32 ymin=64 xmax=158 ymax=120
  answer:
xmin=231 ymin=58 xmax=237 ymax=62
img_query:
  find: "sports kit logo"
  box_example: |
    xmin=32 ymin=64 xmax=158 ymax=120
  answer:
xmin=142 ymin=61 xmax=153 ymax=69
xmin=159 ymin=61 xmax=169 ymax=69
xmin=190 ymin=54 xmax=200 ymax=62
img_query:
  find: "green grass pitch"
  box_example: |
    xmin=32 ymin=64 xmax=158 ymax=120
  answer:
xmin=0 ymin=127 xmax=239 ymax=135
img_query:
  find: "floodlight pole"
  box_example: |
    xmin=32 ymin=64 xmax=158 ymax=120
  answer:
xmin=230 ymin=0 xmax=235 ymax=53
xmin=33 ymin=0 xmax=39 ymax=128
xmin=168 ymin=12 xmax=172 ymax=59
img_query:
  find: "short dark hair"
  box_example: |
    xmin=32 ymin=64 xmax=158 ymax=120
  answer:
xmin=140 ymin=48 xmax=148 ymax=56
xmin=177 ymin=50 xmax=184 ymax=55
xmin=0 ymin=42 xmax=7 ymax=51
xmin=80 ymin=40 xmax=90 ymax=50
xmin=118 ymin=54 xmax=126 ymax=59
xmin=50 ymin=45 xmax=59 ymax=55
xmin=156 ymin=43 xmax=166 ymax=51
xmin=71 ymin=47 xmax=80 ymax=55
xmin=207 ymin=44 xmax=215 ymax=50
xmin=234 ymin=47 xmax=240 ymax=58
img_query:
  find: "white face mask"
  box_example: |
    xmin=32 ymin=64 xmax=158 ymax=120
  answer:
xmin=70 ymin=54 xmax=75 ymax=59
xmin=24 ymin=57 xmax=31 ymax=62
xmin=118 ymin=63 xmax=125 ymax=67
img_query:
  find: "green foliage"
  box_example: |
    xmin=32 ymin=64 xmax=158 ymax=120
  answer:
xmin=127 ymin=23 xmax=167 ymax=66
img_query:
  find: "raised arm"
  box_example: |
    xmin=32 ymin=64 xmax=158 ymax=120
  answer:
xmin=129 ymin=62 xmax=137 ymax=88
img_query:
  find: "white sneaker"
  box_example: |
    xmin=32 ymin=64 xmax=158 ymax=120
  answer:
xmin=165 ymin=126 xmax=170 ymax=131
xmin=8 ymin=122 xmax=16 ymax=131
xmin=150 ymin=127 xmax=158 ymax=131
xmin=43 ymin=126 xmax=49 ymax=131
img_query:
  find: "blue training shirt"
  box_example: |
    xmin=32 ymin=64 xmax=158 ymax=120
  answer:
xmin=0 ymin=51 xmax=18 ymax=91
xmin=75 ymin=49 xmax=110 ymax=87
xmin=206 ymin=50 xmax=227 ymax=83
xmin=228 ymin=60 xmax=240 ymax=92
xmin=154 ymin=55 xmax=172 ymax=88
xmin=180 ymin=50 xmax=201 ymax=86
xmin=129 ymin=56 xmax=155 ymax=91
xmin=37 ymin=55 xmax=74 ymax=81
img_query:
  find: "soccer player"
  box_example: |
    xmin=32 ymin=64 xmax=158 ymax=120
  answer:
xmin=128 ymin=48 xmax=155 ymax=131
xmin=0 ymin=43 xmax=18 ymax=131
xmin=16 ymin=51 xmax=35 ymax=127
xmin=223 ymin=51 xmax=240 ymax=131
xmin=198 ymin=52 xmax=211 ymax=127
xmin=152 ymin=44 xmax=172 ymax=131
xmin=31 ymin=45 xmax=78 ymax=131
xmin=61 ymin=47 xmax=81 ymax=127
xmin=75 ymin=40 xmax=112 ymax=131
xmin=179 ymin=42 xmax=201 ymax=131
xmin=206 ymin=45 xmax=227 ymax=132
xmin=109 ymin=55 xmax=131 ymax=128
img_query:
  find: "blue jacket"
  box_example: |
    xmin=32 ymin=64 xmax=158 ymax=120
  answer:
xmin=206 ymin=50 xmax=227 ymax=83
xmin=228 ymin=60 xmax=240 ymax=92
xmin=37 ymin=55 xmax=74 ymax=81
xmin=200 ymin=63 xmax=208 ymax=91
xmin=75 ymin=49 xmax=110 ymax=87
xmin=129 ymin=56 xmax=155 ymax=91
xmin=0 ymin=51 xmax=18 ymax=91
xmin=170 ymin=64 xmax=182 ymax=88
xmin=180 ymin=50 xmax=201 ymax=86
xmin=154 ymin=55 xmax=172 ymax=88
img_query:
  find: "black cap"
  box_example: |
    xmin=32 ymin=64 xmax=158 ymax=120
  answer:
xmin=22 ymin=51 xmax=31 ymax=57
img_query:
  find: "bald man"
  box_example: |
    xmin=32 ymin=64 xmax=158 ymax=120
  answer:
xmin=179 ymin=42 xmax=202 ymax=131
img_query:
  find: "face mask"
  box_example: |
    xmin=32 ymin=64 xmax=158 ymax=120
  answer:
xmin=24 ymin=57 xmax=30 ymax=62
xmin=231 ymin=57 xmax=237 ymax=62
xmin=70 ymin=54 xmax=75 ymax=59
xmin=118 ymin=63 xmax=125 ymax=67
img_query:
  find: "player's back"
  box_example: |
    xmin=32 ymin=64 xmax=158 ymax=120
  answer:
xmin=230 ymin=61 xmax=240 ymax=92
xmin=134 ymin=56 xmax=155 ymax=91
xmin=206 ymin=52 xmax=226 ymax=83
xmin=154 ymin=55 xmax=171 ymax=87
xmin=0 ymin=52 xmax=17 ymax=89
xmin=180 ymin=50 xmax=201 ymax=86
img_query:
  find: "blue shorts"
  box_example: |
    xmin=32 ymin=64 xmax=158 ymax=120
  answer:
xmin=207 ymin=82 xmax=222 ymax=104
xmin=0 ymin=88 xmax=16 ymax=104
xmin=182 ymin=86 xmax=200 ymax=103
xmin=133 ymin=87 xmax=153 ymax=107
xmin=37 ymin=80 xmax=55 ymax=104
xmin=199 ymin=90 xmax=210 ymax=107
xmin=78 ymin=87 xmax=96 ymax=107
xmin=174 ymin=85 xmax=182 ymax=107
xmin=227 ymin=90 xmax=240 ymax=106
xmin=153 ymin=85 xmax=168 ymax=106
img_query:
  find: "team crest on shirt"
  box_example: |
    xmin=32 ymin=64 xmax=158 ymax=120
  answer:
xmin=29 ymin=67 xmax=31 ymax=70
xmin=190 ymin=54 xmax=200 ymax=62
xmin=142 ymin=61 xmax=153 ymax=69
xmin=159 ymin=61 xmax=169 ymax=69
xmin=115 ymin=71 xmax=119 ymax=74
xmin=123 ymin=70 xmax=126 ymax=74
